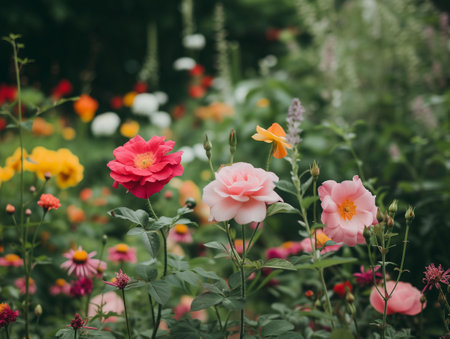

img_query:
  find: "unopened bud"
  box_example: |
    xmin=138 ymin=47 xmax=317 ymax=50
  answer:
xmin=363 ymin=226 xmax=371 ymax=244
xmin=203 ymin=134 xmax=212 ymax=159
xmin=387 ymin=216 xmax=394 ymax=228
xmin=420 ymin=294 xmax=427 ymax=304
xmin=29 ymin=186 xmax=36 ymax=193
xmin=405 ymin=206 xmax=415 ymax=221
xmin=310 ymin=161 xmax=320 ymax=179
xmin=229 ymin=129 xmax=237 ymax=150
xmin=34 ymin=304 xmax=43 ymax=316
xmin=102 ymin=235 xmax=108 ymax=245
xmin=164 ymin=191 xmax=173 ymax=199
xmin=44 ymin=172 xmax=52 ymax=181
xmin=185 ymin=198 xmax=196 ymax=209
xmin=346 ymin=292 xmax=355 ymax=304
xmin=388 ymin=200 xmax=398 ymax=215
xmin=376 ymin=208 xmax=384 ymax=223
xmin=25 ymin=209 xmax=32 ymax=216
xmin=6 ymin=204 xmax=15 ymax=215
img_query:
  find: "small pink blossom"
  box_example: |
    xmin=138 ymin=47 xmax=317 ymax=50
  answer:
xmin=174 ymin=295 xmax=207 ymax=322
xmin=88 ymin=292 xmax=124 ymax=323
xmin=353 ymin=265 xmax=382 ymax=286
xmin=422 ymin=263 xmax=450 ymax=293
xmin=227 ymin=239 xmax=250 ymax=255
xmin=49 ymin=278 xmax=71 ymax=296
xmin=370 ymin=281 xmax=424 ymax=315
xmin=0 ymin=253 xmax=23 ymax=267
xmin=107 ymin=244 xmax=137 ymax=263
xmin=168 ymin=224 xmax=193 ymax=244
xmin=280 ymin=241 xmax=302 ymax=255
xmin=15 ymin=277 xmax=36 ymax=295
xmin=265 ymin=247 xmax=288 ymax=259
xmin=68 ymin=313 xmax=97 ymax=330
xmin=70 ymin=277 xmax=93 ymax=298
xmin=202 ymin=162 xmax=282 ymax=224
xmin=319 ymin=175 xmax=377 ymax=246
xmin=104 ymin=270 xmax=130 ymax=290
xmin=60 ymin=246 xmax=101 ymax=278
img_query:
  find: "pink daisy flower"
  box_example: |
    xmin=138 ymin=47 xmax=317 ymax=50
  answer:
xmin=168 ymin=224 xmax=193 ymax=244
xmin=0 ymin=253 xmax=24 ymax=267
xmin=49 ymin=278 xmax=71 ymax=296
xmin=319 ymin=175 xmax=377 ymax=246
xmin=107 ymin=244 xmax=137 ymax=263
xmin=15 ymin=277 xmax=36 ymax=295
xmin=60 ymin=246 xmax=100 ymax=278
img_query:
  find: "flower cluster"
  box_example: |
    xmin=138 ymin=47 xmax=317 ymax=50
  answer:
xmin=0 ymin=303 xmax=19 ymax=328
xmin=104 ymin=270 xmax=130 ymax=290
xmin=37 ymin=193 xmax=61 ymax=211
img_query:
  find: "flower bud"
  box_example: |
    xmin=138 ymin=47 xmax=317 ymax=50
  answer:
xmin=29 ymin=186 xmax=36 ymax=193
xmin=405 ymin=206 xmax=415 ymax=221
xmin=203 ymin=134 xmax=212 ymax=159
xmin=164 ymin=190 xmax=173 ymax=199
xmin=376 ymin=208 xmax=384 ymax=223
xmin=34 ymin=304 xmax=43 ymax=316
xmin=346 ymin=292 xmax=355 ymax=304
xmin=229 ymin=129 xmax=237 ymax=150
xmin=363 ymin=226 xmax=372 ymax=244
xmin=310 ymin=160 xmax=320 ymax=179
xmin=44 ymin=172 xmax=52 ymax=181
xmin=386 ymin=216 xmax=394 ymax=228
xmin=388 ymin=200 xmax=398 ymax=215
xmin=25 ymin=209 xmax=32 ymax=216
xmin=6 ymin=204 xmax=15 ymax=215
xmin=102 ymin=235 xmax=108 ymax=245
xmin=185 ymin=198 xmax=196 ymax=209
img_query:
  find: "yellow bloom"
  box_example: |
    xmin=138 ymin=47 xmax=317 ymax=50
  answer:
xmin=56 ymin=149 xmax=84 ymax=188
xmin=256 ymin=98 xmax=270 ymax=108
xmin=62 ymin=127 xmax=76 ymax=140
xmin=26 ymin=147 xmax=61 ymax=180
xmin=5 ymin=148 xmax=28 ymax=172
xmin=195 ymin=102 xmax=234 ymax=122
xmin=0 ymin=166 xmax=14 ymax=186
xmin=120 ymin=120 xmax=139 ymax=138
xmin=252 ymin=123 xmax=291 ymax=159
xmin=123 ymin=91 xmax=138 ymax=107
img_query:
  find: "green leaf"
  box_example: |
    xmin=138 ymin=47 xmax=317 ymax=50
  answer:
xmin=330 ymin=328 xmax=355 ymax=339
xmin=136 ymin=264 xmax=158 ymax=281
xmin=297 ymin=310 xmax=336 ymax=320
xmin=127 ymin=226 xmax=145 ymax=236
xmin=190 ymin=293 xmax=223 ymax=311
xmin=149 ymin=216 xmax=174 ymax=230
xmin=221 ymin=296 xmax=244 ymax=310
xmin=260 ymin=320 xmax=294 ymax=337
xmin=296 ymin=257 xmax=357 ymax=270
xmin=301 ymin=196 xmax=319 ymax=210
xmin=175 ymin=270 xmax=200 ymax=286
xmin=301 ymin=177 xmax=313 ymax=194
xmin=276 ymin=180 xmax=297 ymax=196
xmin=263 ymin=258 xmax=296 ymax=271
xmin=192 ymin=267 xmax=222 ymax=281
xmin=204 ymin=241 xmax=227 ymax=251
xmin=142 ymin=231 xmax=160 ymax=258
xmin=148 ymin=280 xmax=172 ymax=305
xmin=108 ymin=207 xmax=149 ymax=227
xmin=266 ymin=202 xmax=299 ymax=217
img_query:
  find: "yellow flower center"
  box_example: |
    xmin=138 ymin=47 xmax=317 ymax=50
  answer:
xmin=56 ymin=278 xmax=67 ymax=287
xmin=5 ymin=254 xmax=20 ymax=262
xmin=73 ymin=250 xmax=88 ymax=264
xmin=281 ymin=241 xmax=294 ymax=249
xmin=316 ymin=232 xmax=332 ymax=248
xmin=116 ymin=243 xmax=129 ymax=253
xmin=175 ymin=224 xmax=189 ymax=235
xmin=134 ymin=152 xmax=154 ymax=169
xmin=338 ymin=199 xmax=357 ymax=221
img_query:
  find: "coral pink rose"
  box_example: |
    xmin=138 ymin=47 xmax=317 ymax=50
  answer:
xmin=107 ymin=135 xmax=183 ymax=199
xmin=370 ymin=281 xmax=424 ymax=315
xmin=202 ymin=162 xmax=282 ymax=224
xmin=318 ymin=175 xmax=377 ymax=246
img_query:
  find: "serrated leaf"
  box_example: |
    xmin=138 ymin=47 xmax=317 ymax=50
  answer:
xmin=148 ymin=280 xmax=172 ymax=305
xmin=142 ymin=231 xmax=160 ymax=258
xmin=136 ymin=264 xmax=158 ymax=281
xmin=296 ymin=257 xmax=357 ymax=270
xmin=108 ymin=207 xmax=149 ymax=227
xmin=276 ymin=180 xmax=297 ymax=196
xmin=260 ymin=320 xmax=294 ymax=337
xmin=267 ymin=202 xmax=299 ymax=217
xmin=263 ymin=258 xmax=296 ymax=271
xmin=190 ymin=293 xmax=223 ymax=311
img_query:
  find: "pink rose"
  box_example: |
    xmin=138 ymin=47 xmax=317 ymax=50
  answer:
xmin=202 ymin=162 xmax=282 ymax=224
xmin=318 ymin=175 xmax=377 ymax=246
xmin=107 ymin=135 xmax=183 ymax=199
xmin=370 ymin=281 xmax=424 ymax=315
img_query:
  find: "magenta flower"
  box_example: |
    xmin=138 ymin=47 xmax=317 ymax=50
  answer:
xmin=265 ymin=247 xmax=288 ymax=260
xmin=168 ymin=224 xmax=193 ymax=244
xmin=0 ymin=303 xmax=19 ymax=328
xmin=70 ymin=277 xmax=93 ymax=298
xmin=370 ymin=281 xmax=424 ymax=315
xmin=422 ymin=263 xmax=450 ymax=293
xmin=107 ymin=135 xmax=184 ymax=199
xmin=0 ymin=253 xmax=24 ymax=267
xmin=202 ymin=162 xmax=282 ymax=224
xmin=60 ymin=246 xmax=101 ymax=278
xmin=353 ymin=265 xmax=382 ymax=286
xmin=318 ymin=175 xmax=378 ymax=246
xmin=104 ymin=270 xmax=130 ymax=290
xmin=68 ymin=313 xmax=97 ymax=330
xmin=107 ymin=244 xmax=137 ymax=264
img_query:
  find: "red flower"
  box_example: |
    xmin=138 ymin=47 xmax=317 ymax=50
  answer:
xmin=0 ymin=118 xmax=7 ymax=131
xmin=189 ymin=85 xmax=205 ymax=99
xmin=110 ymin=96 xmax=123 ymax=110
xmin=51 ymin=79 xmax=73 ymax=100
xmin=173 ymin=104 xmax=186 ymax=119
xmin=37 ymin=193 xmax=61 ymax=211
xmin=0 ymin=84 xmax=17 ymax=106
xmin=201 ymin=76 xmax=214 ymax=88
xmin=189 ymin=64 xmax=204 ymax=77
xmin=107 ymin=135 xmax=183 ymax=199
xmin=333 ymin=281 xmax=352 ymax=298
xmin=68 ymin=313 xmax=97 ymax=330
xmin=134 ymin=82 xmax=148 ymax=93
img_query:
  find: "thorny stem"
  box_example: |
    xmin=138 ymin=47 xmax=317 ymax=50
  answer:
xmin=122 ymin=289 xmax=132 ymax=339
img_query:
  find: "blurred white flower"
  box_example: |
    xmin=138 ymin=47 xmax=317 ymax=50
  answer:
xmin=154 ymin=91 xmax=169 ymax=105
xmin=91 ymin=112 xmax=120 ymax=136
xmin=193 ymin=143 xmax=208 ymax=161
xmin=151 ymin=111 xmax=172 ymax=129
xmin=173 ymin=57 xmax=196 ymax=71
xmin=183 ymin=34 xmax=206 ymax=50
xmin=132 ymin=93 xmax=159 ymax=116
xmin=179 ymin=146 xmax=195 ymax=163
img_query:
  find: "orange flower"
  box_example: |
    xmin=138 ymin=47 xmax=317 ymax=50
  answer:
xmin=32 ymin=117 xmax=54 ymax=136
xmin=252 ymin=123 xmax=291 ymax=159
xmin=195 ymin=102 xmax=234 ymax=122
xmin=67 ymin=205 xmax=86 ymax=223
xmin=74 ymin=94 xmax=98 ymax=122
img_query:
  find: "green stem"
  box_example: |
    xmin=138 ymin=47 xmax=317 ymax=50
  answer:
xmin=147 ymin=199 xmax=158 ymax=220
xmin=122 ymin=289 xmax=132 ymax=339
xmin=318 ymin=268 xmax=334 ymax=327
xmin=152 ymin=229 xmax=167 ymax=339
xmin=387 ymin=221 xmax=411 ymax=297
xmin=224 ymin=222 xmax=240 ymax=267
xmin=240 ymin=224 xmax=246 ymax=339
xmin=148 ymin=295 xmax=156 ymax=329
xmin=265 ymin=143 xmax=275 ymax=171
xmin=439 ymin=285 xmax=450 ymax=313
xmin=313 ymin=178 xmax=318 ymax=224
xmin=348 ymin=143 xmax=365 ymax=182
xmin=214 ymin=305 xmax=223 ymax=331
xmin=73 ymin=328 xmax=77 ymax=339
xmin=5 ymin=325 xmax=10 ymax=339
xmin=246 ymin=222 xmax=260 ymax=252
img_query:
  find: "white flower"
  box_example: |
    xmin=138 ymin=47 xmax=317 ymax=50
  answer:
xmin=154 ymin=91 xmax=169 ymax=105
xmin=91 ymin=112 xmax=120 ymax=136
xmin=132 ymin=93 xmax=159 ymax=116
xmin=183 ymin=34 xmax=206 ymax=50
xmin=193 ymin=143 xmax=208 ymax=161
xmin=151 ymin=111 xmax=172 ymax=129
xmin=173 ymin=57 xmax=196 ymax=71
xmin=179 ymin=146 xmax=195 ymax=163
